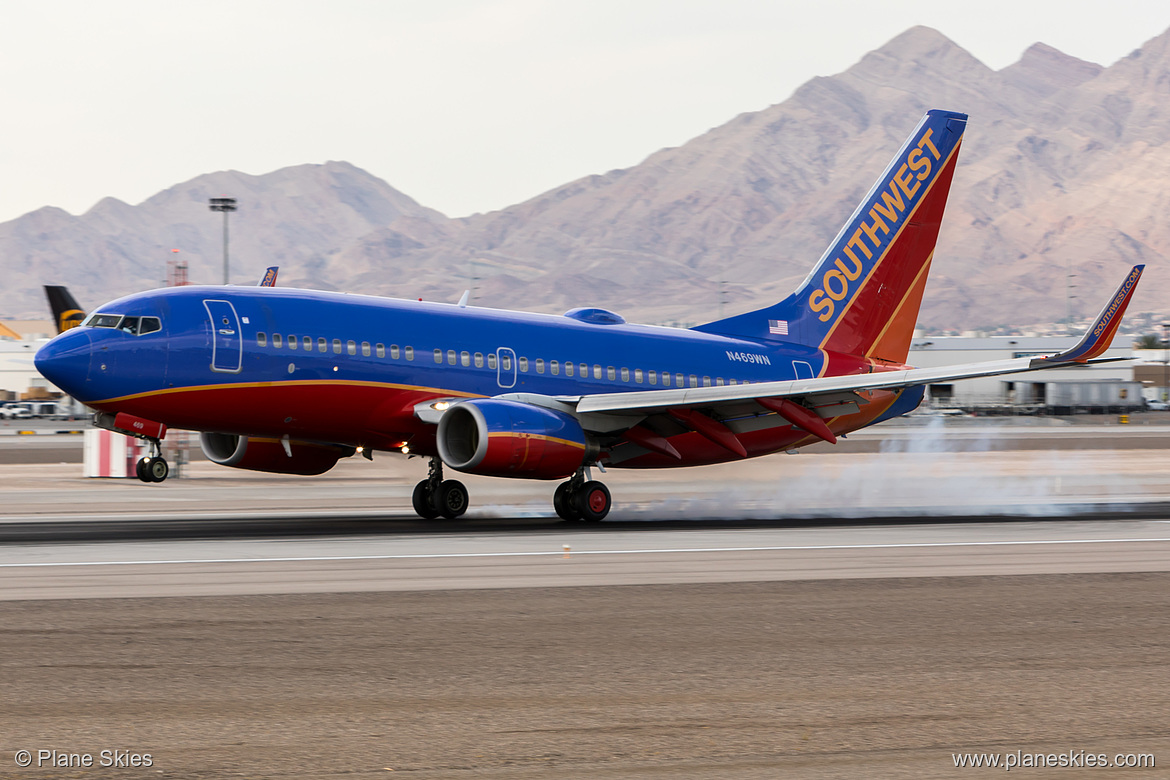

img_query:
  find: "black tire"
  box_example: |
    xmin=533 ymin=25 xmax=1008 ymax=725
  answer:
xmin=437 ymin=480 xmax=469 ymax=519
xmin=553 ymin=481 xmax=579 ymax=521
xmin=412 ymin=480 xmax=439 ymax=519
xmin=147 ymin=457 xmax=169 ymax=483
xmin=574 ymin=481 xmax=611 ymax=522
xmin=135 ymin=458 xmax=150 ymax=482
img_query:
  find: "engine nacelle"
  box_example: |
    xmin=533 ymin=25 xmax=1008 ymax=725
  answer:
xmin=200 ymin=432 xmax=353 ymax=475
xmin=437 ymin=399 xmax=593 ymax=479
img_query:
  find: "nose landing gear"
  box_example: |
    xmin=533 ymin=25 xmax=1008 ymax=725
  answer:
xmin=135 ymin=439 xmax=169 ymax=483
xmin=412 ymin=457 xmax=469 ymax=520
xmin=553 ymin=469 xmax=611 ymax=522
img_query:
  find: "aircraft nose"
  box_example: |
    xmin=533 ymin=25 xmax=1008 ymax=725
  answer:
xmin=35 ymin=330 xmax=93 ymax=399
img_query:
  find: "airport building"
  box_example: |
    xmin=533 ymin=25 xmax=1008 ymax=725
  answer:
xmin=908 ymin=336 xmax=1143 ymax=412
xmin=0 ymin=320 xmax=57 ymax=401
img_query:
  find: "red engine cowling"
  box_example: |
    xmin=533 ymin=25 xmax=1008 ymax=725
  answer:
xmin=200 ymin=432 xmax=354 ymax=475
xmin=437 ymin=399 xmax=594 ymax=479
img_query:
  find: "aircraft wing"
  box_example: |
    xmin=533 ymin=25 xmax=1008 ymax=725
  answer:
xmin=570 ymin=264 xmax=1143 ymax=418
xmin=572 ymin=355 xmax=1120 ymax=415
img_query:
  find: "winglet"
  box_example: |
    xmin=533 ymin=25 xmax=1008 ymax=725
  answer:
xmin=1038 ymin=265 xmax=1143 ymax=364
xmin=259 ymin=267 xmax=279 ymax=287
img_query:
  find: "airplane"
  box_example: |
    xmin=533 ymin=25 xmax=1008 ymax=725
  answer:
xmin=45 ymin=285 xmax=87 ymax=334
xmin=34 ymin=109 xmax=1144 ymax=519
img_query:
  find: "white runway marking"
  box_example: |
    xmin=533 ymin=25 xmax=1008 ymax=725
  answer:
xmin=4 ymin=536 xmax=1170 ymax=568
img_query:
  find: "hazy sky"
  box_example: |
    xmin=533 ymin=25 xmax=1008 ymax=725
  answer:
xmin=3 ymin=1 xmax=1169 ymax=225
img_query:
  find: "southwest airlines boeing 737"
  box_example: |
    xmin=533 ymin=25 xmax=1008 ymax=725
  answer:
xmin=35 ymin=110 xmax=1143 ymax=521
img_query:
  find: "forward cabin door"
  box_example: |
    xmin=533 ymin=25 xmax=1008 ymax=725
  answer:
xmin=203 ymin=299 xmax=243 ymax=373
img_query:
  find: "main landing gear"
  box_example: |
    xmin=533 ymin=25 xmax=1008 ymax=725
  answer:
xmin=135 ymin=438 xmax=169 ymax=483
xmin=412 ymin=457 xmax=469 ymax=520
xmin=553 ymin=468 xmax=611 ymax=523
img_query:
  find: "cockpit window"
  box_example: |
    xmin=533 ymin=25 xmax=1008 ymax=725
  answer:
xmin=82 ymin=313 xmax=161 ymax=335
xmin=86 ymin=314 xmax=123 ymax=329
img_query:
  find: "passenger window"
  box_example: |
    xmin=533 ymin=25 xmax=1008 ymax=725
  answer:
xmin=376 ymin=343 xmax=385 ymax=358
xmin=634 ymin=369 xmax=643 ymax=384
xmin=648 ymin=370 xmax=657 ymax=385
xmin=347 ymin=340 xmax=357 ymax=355
xmin=390 ymin=345 xmax=400 ymax=359
xmin=405 ymin=346 xmax=414 ymax=361
xmin=677 ymin=373 xmax=685 ymax=387
xmin=501 ymin=354 xmax=512 ymax=371
xmin=565 ymin=362 xmax=574 ymax=377
xmin=728 ymin=378 xmax=737 ymax=385
xmin=288 ymin=335 xmax=297 ymax=350
xmin=488 ymin=353 xmax=497 ymax=370
xmin=461 ymin=351 xmax=470 ymax=367
xmin=716 ymin=378 xmax=724 ymax=386
xmin=551 ymin=360 xmax=559 ymax=376
xmin=593 ymin=365 xmax=602 ymax=379
xmin=690 ymin=375 xmax=698 ymax=387
xmin=580 ymin=363 xmax=588 ymax=377
xmin=317 ymin=337 xmax=327 ymax=353
xmin=434 ymin=348 xmax=443 ymax=364
xmin=519 ymin=357 xmax=528 ymax=372
xmin=621 ymin=368 xmax=629 ymax=382
xmin=303 ymin=336 xmax=312 ymax=350
xmin=139 ymin=317 xmax=162 ymax=335
xmin=702 ymin=376 xmax=711 ymax=387
xmin=474 ymin=352 xmax=484 ymax=368
xmin=535 ymin=359 xmax=545 ymax=374
xmin=333 ymin=339 xmax=342 ymax=354
xmin=257 ymin=332 xmax=268 ymax=347
xmin=662 ymin=372 xmax=670 ymax=387
xmin=606 ymin=367 xmax=616 ymax=381
xmin=362 ymin=342 xmax=371 ymax=357
xmin=273 ymin=334 xmax=283 ymax=348
xmin=447 ymin=349 xmax=457 ymax=365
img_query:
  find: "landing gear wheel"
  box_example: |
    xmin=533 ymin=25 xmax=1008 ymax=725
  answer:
xmin=437 ymin=480 xmax=469 ymax=520
xmin=412 ymin=480 xmax=439 ymax=520
xmin=574 ymin=480 xmax=611 ymax=522
xmin=135 ymin=457 xmax=150 ymax=483
xmin=553 ymin=481 xmax=580 ymax=521
xmin=146 ymin=457 xmax=169 ymax=483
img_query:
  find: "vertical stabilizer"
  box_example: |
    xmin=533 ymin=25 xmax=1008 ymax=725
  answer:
xmin=44 ymin=285 xmax=86 ymax=334
xmin=693 ymin=109 xmax=967 ymax=364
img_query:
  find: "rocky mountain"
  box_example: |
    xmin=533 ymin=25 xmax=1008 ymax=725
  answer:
xmin=4 ymin=25 xmax=1170 ymax=331
xmin=320 ymin=24 xmax=1170 ymax=329
xmin=0 ymin=161 xmax=445 ymax=316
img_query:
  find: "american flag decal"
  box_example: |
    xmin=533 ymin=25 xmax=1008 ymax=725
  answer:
xmin=768 ymin=319 xmax=789 ymax=336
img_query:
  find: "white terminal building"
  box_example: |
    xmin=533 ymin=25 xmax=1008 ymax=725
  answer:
xmin=908 ymin=336 xmax=1145 ymax=412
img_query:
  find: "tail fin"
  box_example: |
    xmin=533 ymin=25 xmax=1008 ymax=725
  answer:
xmin=693 ymin=109 xmax=967 ymax=364
xmin=1039 ymin=264 xmax=1143 ymax=363
xmin=43 ymin=285 xmax=85 ymax=334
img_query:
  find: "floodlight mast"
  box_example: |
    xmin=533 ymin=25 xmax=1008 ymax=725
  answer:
xmin=208 ymin=197 xmax=238 ymax=284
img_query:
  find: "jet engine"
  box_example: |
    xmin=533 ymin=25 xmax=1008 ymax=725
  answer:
xmin=200 ymin=432 xmax=354 ymax=475
xmin=437 ymin=399 xmax=595 ymax=479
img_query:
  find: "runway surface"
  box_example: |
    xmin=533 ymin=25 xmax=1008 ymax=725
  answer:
xmin=3 ymin=423 xmax=1169 ymax=777
xmin=4 ymin=518 xmax=1170 ymax=601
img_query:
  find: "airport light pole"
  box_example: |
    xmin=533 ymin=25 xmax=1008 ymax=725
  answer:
xmin=1163 ymin=322 xmax=1169 ymax=402
xmin=208 ymin=197 xmax=237 ymax=284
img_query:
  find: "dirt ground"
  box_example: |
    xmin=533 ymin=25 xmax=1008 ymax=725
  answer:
xmin=2 ymin=574 xmax=1168 ymax=778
